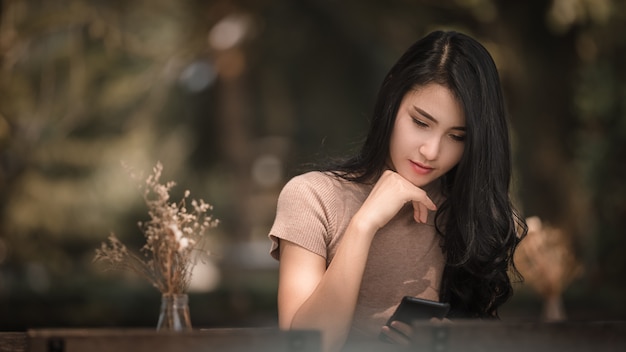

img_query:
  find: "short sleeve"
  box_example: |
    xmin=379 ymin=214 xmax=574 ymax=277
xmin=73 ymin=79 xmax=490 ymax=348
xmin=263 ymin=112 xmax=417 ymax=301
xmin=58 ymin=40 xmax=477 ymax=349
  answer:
xmin=268 ymin=172 xmax=338 ymax=261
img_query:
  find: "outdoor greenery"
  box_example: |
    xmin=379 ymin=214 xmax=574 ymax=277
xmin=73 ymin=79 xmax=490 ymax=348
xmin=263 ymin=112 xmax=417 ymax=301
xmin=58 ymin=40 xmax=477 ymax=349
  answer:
xmin=1 ymin=0 xmax=625 ymax=330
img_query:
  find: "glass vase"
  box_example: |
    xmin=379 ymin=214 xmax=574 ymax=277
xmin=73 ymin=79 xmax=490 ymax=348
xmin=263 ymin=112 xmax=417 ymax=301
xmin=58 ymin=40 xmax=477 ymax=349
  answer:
xmin=156 ymin=293 xmax=192 ymax=332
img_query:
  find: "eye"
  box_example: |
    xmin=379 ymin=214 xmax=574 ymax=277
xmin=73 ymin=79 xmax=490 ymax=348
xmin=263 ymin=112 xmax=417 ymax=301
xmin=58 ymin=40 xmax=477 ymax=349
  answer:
xmin=411 ymin=117 xmax=428 ymax=128
xmin=449 ymin=133 xmax=466 ymax=142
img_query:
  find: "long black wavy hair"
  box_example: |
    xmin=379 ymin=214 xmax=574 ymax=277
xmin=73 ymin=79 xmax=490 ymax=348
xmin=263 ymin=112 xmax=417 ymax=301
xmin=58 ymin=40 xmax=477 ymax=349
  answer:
xmin=326 ymin=30 xmax=527 ymax=318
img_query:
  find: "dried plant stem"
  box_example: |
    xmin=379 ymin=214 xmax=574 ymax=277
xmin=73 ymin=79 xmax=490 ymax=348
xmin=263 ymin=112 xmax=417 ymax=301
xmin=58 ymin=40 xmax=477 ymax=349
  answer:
xmin=94 ymin=162 xmax=218 ymax=294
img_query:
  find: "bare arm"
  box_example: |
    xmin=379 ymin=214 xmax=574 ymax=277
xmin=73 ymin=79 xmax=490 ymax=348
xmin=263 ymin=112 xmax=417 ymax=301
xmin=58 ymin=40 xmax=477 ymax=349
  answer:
xmin=277 ymin=170 xmax=437 ymax=352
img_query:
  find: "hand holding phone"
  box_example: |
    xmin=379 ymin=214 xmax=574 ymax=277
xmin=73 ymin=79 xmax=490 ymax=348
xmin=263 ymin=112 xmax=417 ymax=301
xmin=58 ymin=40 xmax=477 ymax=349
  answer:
xmin=386 ymin=296 xmax=450 ymax=325
xmin=379 ymin=296 xmax=450 ymax=343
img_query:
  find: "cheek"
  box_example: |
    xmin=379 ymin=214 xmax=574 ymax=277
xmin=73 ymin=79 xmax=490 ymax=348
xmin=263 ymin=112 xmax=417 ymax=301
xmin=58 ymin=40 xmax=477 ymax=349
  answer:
xmin=388 ymin=128 xmax=405 ymax=159
xmin=445 ymin=144 xmax=465 ymax=168
xmin=455 ymin=147 xmax=465 ymax=165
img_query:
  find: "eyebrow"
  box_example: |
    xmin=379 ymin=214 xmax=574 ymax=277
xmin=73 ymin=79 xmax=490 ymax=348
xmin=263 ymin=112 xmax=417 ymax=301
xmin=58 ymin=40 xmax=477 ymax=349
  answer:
xmin=413 ymin=106 xmax=466 ymax=131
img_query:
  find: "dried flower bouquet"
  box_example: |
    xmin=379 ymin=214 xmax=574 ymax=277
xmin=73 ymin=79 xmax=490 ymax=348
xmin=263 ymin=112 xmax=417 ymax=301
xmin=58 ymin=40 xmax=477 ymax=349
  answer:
xmin=94 ymin=162 xmax=218 ymax=295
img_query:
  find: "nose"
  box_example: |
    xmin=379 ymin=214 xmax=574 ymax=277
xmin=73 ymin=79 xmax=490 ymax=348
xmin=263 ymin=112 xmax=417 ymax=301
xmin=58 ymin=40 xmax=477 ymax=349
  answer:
xmin=419 ymin=136 xmax=441 ymax=161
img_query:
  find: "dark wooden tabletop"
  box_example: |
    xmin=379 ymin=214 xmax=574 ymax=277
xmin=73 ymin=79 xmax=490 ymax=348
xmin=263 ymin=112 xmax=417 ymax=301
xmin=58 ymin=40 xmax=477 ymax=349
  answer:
xmin=2 ymin=328 xmax=320 ymax=352
xmin=2 ymin=321 xmax=626 ymax=352
xmin=0 ymin=332 xmax=27 ymax=352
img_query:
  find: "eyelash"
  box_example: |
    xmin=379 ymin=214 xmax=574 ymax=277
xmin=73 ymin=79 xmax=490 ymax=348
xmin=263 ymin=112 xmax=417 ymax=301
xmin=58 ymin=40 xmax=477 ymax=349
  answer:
xmin=411 ymin=117 xmax=466 ymax=142
xmin=450 ymin=134 xmax=466 ymax=142
xmin=411 ymin=117 xmax=428 ymax=128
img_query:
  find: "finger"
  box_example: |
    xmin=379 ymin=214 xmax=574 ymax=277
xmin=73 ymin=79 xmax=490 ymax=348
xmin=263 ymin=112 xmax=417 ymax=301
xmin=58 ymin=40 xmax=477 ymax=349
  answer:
xmin=419 ymin=202 xmax=428 ymax=223
xmin=422 ymin=195 xmax=437 ymax=211
xmin=411 ymin=190 xmax=436 ymax=212
xmin=412 ymin=201 xmax=429 ymax=223
xmin=390 ymin=320 xmax=414 ymax=338
xmin=380 ymin=325 xmax=411 ymax=346
xmin=412 ymin=203 xmax=420 ymax=223
xmin=412 ymin=201 xmax=422 ymax=223
xmin=430 ymin=317 xmax=451 ymax=324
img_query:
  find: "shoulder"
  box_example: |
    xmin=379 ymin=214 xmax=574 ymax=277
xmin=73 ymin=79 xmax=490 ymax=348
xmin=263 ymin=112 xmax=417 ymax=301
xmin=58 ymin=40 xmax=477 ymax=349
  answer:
xmin=279 ymin=171 xmax=345 ymax=200
xmin=278 ymin=171 xmax=371 ymax=227
xmin=285 ymin=171 xmax=340 ymax=187
xmin=270 ymin=171 xmax=346 ymax=261
xmin=276 ymin=171 xmax=366 ymax=227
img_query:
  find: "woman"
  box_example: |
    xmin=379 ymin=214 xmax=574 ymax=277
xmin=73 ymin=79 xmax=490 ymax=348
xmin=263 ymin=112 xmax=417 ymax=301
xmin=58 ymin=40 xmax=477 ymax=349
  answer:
xmin=268 ymin=30 xmax=526 ymax=352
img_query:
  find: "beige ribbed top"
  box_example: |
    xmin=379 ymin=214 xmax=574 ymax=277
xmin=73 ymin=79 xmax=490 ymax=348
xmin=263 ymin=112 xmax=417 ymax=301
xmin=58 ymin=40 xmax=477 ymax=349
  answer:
xmin=269 ymin=171 xmax=446 ymax=338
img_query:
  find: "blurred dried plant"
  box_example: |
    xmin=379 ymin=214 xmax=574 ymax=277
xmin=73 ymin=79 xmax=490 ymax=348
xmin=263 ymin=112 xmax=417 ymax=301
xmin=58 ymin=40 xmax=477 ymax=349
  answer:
xmin=94 ymin=162 xmax=219 ymax=295
xmin=514 ymin=216 xmax=583 ymax=321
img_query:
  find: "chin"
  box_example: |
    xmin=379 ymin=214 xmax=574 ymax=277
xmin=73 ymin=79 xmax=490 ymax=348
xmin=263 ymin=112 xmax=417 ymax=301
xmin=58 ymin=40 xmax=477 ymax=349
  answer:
xmin=400 ymin=173 xmax=431 ymax=188
xmin=412 ymin=180 xmax=431 ymax=188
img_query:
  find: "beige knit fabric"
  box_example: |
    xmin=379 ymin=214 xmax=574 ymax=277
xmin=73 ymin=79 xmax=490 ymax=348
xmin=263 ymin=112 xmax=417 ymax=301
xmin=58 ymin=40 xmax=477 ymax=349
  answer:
xmin=269 ymin=171 xmax=446 ymax=338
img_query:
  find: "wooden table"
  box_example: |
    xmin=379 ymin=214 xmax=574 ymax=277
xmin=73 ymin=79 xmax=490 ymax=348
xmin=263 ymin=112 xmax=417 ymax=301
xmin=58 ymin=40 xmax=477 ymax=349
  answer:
xmin=2 ymin=328 xmax=320 ymax=352
xmin=0 ymin=332 xmax=27 ymax=352
xmin=406 ymin=320 xmax=626 ymax=352
xmin=343 ymin=320 xmax=626 ymax=352
xmin=2 ymin=321 xmax=626 ymax=352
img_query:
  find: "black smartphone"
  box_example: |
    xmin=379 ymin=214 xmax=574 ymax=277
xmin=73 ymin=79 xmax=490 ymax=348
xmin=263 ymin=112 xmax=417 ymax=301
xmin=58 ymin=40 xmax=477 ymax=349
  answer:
xmin=379 ymin=296 xmax=450 ymax=342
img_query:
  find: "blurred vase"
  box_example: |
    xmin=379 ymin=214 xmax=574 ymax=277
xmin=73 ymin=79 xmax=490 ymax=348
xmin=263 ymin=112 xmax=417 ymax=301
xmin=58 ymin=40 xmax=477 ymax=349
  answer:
xmin=543 ymin=294 xmax=566 ymax=322
xmin=156 ymin=293 xmax=192 ymax=331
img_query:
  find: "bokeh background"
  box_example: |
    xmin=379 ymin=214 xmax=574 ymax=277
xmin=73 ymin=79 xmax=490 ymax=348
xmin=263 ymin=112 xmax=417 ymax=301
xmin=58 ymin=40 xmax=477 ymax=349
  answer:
xmin=1 ymin=0 xmax=625 ymax=330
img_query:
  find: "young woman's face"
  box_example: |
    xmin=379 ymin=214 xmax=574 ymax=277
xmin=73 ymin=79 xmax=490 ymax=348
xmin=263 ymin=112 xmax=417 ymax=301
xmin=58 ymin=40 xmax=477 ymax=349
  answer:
xmin=388 ymin=83 xmax=466 ymax=187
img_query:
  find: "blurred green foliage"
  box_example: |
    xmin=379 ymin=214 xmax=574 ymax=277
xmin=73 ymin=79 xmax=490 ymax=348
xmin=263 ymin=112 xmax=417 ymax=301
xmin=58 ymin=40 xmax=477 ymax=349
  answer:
xmin=1 ymin=0 xmax=625 ymax=330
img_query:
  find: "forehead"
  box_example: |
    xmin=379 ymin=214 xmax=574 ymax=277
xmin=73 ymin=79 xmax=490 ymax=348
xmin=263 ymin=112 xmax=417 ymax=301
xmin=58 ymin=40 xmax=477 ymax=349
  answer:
xmin=400 ymin=84 xmax=465 ymax=126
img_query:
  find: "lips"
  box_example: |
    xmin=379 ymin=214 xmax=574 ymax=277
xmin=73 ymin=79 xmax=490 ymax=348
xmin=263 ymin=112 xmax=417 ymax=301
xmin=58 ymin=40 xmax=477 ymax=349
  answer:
xmin=410 ymin=160 xmax=434 ymax=175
